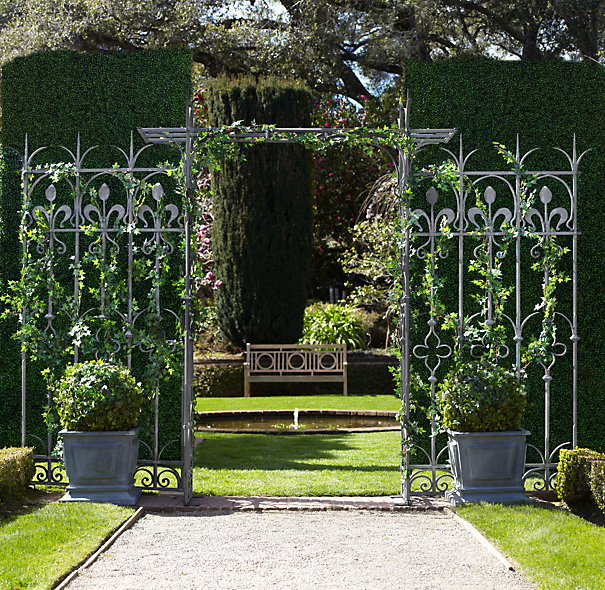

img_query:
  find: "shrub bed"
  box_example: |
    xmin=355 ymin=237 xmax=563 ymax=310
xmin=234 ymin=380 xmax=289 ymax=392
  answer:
xmin=300 ymin=303 xmax=367 ymax=350
xmin=0 ymin=447 xmax=34 ymax=505
xmin=555 ymin=447 xmax=605 ymax=514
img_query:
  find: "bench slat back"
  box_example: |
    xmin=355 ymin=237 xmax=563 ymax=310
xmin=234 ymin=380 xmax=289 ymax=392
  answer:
xmin=246 ymin=343 xmax=346 ymax=376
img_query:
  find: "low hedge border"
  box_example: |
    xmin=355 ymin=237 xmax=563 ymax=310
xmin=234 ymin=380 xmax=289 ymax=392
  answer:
xmin=193 ymin=352 xmax=398 ymax=397
xmin=554 ymin=447 xmax=605 ymax=514
xmin=0 ymin=447 xmax=34 ymax=505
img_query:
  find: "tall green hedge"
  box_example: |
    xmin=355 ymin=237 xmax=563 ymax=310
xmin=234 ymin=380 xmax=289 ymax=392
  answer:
xmin=405 ymin=57 xmax=605 ymax=453
xmin=0 ymin=49 xmax=192 ymax=456
xmin=206 ymin=77 xmax=313 ymax=347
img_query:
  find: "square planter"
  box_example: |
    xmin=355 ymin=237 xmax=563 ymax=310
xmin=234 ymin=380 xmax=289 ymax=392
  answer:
xmin=60 ymin=428 xmax=141 ymax=505
xmin=446 ymin=428 xmax=530 ymax=506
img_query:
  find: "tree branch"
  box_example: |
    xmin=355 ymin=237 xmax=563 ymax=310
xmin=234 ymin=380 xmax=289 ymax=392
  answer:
xmin=439 ymin=0 xmax=526 ymax=43
xmin=335 ymin=58 xmax=373 ymax=100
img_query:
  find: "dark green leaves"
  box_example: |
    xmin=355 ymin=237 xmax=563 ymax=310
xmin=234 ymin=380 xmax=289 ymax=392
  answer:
xmin=53 ymin=360 xmax=148 ymax=431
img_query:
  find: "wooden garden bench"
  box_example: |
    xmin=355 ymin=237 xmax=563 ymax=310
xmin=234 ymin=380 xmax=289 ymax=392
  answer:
xmin=244 ymin=343 xmax=348 ymax=397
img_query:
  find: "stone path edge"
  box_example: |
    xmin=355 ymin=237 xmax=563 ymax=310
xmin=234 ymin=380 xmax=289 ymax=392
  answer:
xmin=53 ymin=506 xmax=145 ymax=590
xmin=444 ymin=507 xmax=517 ymax=572
xmin=139 ymin=494 xmax=450 ymax=512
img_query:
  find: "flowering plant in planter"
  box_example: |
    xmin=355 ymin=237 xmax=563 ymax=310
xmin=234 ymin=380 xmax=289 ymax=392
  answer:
xmin=54 ymin=360 xmax=147 ymax=505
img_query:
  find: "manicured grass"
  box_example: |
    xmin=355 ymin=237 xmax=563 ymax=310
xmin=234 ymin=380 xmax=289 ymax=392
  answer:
xmin=194 ymin=431 xmax=401 ymax=496
xmin=195 ymin=394 xmax=400 ymax=413
xmin=0 ymin=501 xmax=134 ymax=590
xmin=457 ymin=503 xmax=605 ymax=590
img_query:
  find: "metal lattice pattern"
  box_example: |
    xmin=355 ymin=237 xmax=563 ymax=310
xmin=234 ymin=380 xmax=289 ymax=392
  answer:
xmin=18 ymin=98 xmax=581 ymax=505
xmin=20 ymin=135 xmax=195 ymax=501
xmin=399 ymin=137 xmax=583 ymax=502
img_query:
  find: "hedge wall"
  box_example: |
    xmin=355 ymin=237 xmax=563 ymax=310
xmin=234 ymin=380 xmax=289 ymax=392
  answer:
xmin=404 ymin=57 xmax=605 ymax=453
xmin=206 ymin=77 xmax=313 ymax=347
xmin=0 ymin=49 xmax=192 ymax=456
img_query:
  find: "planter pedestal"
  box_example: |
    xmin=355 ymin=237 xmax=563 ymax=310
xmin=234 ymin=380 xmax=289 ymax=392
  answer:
xmin=60 ymin=429 xmax=141 ymax=506
xmin=446 ymin=429 xmax=530 ymax=506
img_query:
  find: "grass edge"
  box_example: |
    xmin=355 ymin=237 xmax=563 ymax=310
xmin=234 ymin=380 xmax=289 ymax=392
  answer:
xmin=447 ymin=507 xmax=518 ymax=571
xmin=52 ymin=506 xmax=144 ymax=590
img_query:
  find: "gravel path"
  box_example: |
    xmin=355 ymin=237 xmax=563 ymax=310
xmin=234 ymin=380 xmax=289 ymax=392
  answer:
xmin=65 ymin=511 xmax=536 ymax=590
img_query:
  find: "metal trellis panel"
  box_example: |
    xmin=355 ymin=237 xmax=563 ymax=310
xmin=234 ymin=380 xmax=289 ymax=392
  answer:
xmin=20 ymin=133 xmax=192 ymax=500
xmin=400 ymin=135 xmax=584 ymax=503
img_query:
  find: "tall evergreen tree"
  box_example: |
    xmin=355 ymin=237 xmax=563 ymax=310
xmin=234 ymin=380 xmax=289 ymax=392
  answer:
xmin=207 ymin=77 xmax=312 ymax=346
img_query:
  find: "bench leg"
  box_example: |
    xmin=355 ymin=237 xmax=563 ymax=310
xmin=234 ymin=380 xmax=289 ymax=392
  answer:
xmin=244 ymin=365 xmax=250 ymax=397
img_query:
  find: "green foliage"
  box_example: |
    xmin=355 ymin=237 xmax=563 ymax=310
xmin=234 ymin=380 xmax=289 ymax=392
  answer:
xmin=589 ymin=459 xmax=605 ymax=515
xmin=53 ymin=361 xmax=147 ymax=431
xmin=457 ymin=503 xmax=605 ymax=590
xmin=300 ymin=303 xmax=367 ymax=351
xmin=1 ymin=49 xmax=191 ymax=154
xmin=554 ymin=447 xmax=604 ymax=507
xmin=310 ymin=94 xmax=391 ymax=296
xmin=0 ymin=502 xmax=133 ymax=590
xmin=405 ymin=57 xmax=605 ymax=451
xmin=341 ymin=212 xmax=398 ymax=313
xmin=437 ymin=360 xmax=526 ymax=432
xmin=0 ymin=49 xmax=191 ymax=454
xmin=0 ymin=148 xmax=22 ymax=447
xmin=207 ymin=76 xmax=313 ymax=346
xmin=554 ymin=447 xmax=605 ymax=517
xmin=0 ymin=447 xmax=34 ymax=505
xmin=193 ymin=364 xmax=244 ymax=398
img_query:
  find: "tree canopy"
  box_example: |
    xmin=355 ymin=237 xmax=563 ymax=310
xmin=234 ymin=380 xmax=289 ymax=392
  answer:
xmin=0 ymin=0 xmax=603 ymax=100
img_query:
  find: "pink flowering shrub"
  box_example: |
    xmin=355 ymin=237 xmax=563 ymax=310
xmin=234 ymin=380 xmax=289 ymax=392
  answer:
xmin=192 ymin=84 xmax=223 ymax=303
xmin=194 ymin=173 xmax=222 ymax=303
xmin=310 ymin=94 xmax=392 ymax=297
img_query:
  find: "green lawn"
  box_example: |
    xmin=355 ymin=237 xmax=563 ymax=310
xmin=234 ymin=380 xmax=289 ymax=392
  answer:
xmin=194 ymin=431 xmax=401 ymax=496
xmin=195 ymin=394 xmax=400 ymax=413
xmin=457 ymin=502 xmax=605 ymax=590
xmin=0 ymin=501 xmax=134 ymax=590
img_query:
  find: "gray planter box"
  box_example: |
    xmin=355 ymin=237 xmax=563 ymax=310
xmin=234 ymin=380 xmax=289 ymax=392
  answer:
xmin=446 ymin=428 xmax=530 ymax=506
xmin=60 ymin=428 xmax=141 ymax=505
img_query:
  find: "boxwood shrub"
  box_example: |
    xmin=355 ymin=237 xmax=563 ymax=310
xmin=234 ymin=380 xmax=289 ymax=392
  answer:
xmin=554 ymin=447 xmax=605 ymax=510
xmin=0 ymin=447 xmax=35 ymax=505
xmin=53 ymin=361 xmax=146 ymax=431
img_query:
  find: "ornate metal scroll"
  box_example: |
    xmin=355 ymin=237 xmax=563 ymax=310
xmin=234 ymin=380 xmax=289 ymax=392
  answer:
xmin=20 ymin=133 xmax=194 ymax=500
xmin=399 ymin=136 xmax=585 ymax=503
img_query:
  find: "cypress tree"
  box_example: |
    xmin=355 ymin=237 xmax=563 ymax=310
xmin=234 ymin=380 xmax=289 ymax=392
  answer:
xmin=206 ymin=77 xmax=312 ymax=346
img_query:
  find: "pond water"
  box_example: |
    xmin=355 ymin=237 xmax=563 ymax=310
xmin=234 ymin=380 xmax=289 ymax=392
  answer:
xmin=196 ymin=410 xmax=399 ymax=433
